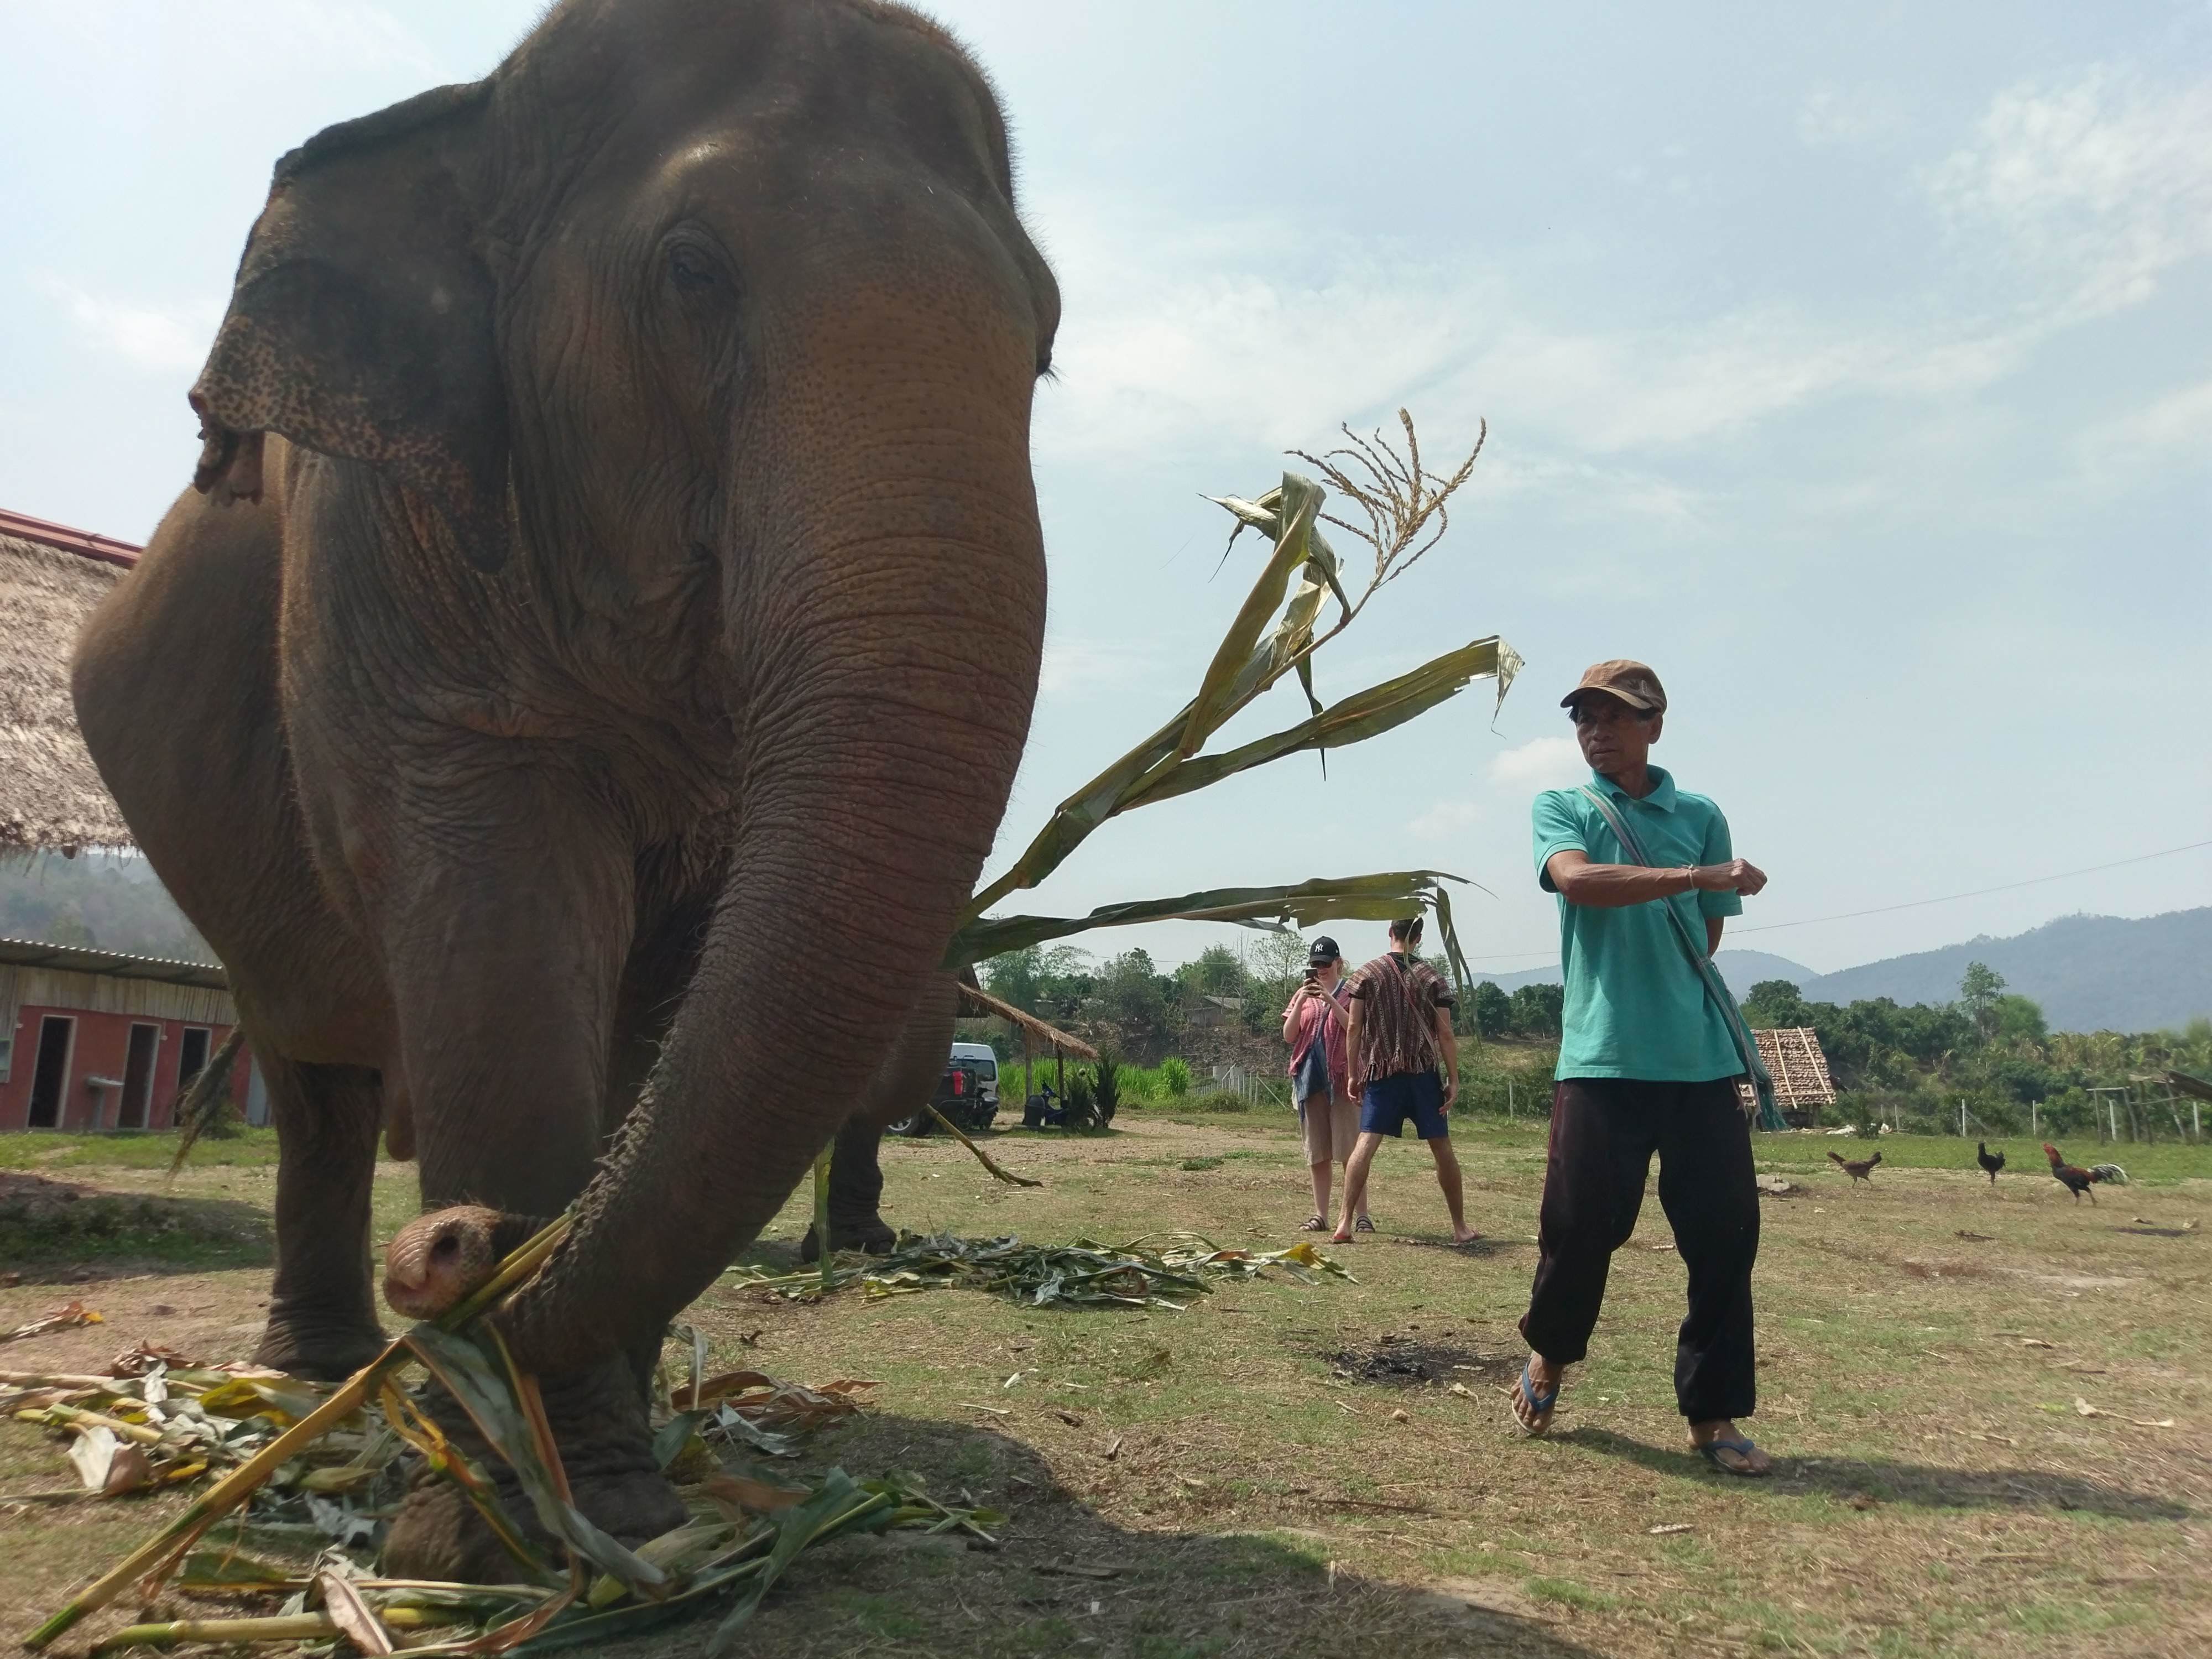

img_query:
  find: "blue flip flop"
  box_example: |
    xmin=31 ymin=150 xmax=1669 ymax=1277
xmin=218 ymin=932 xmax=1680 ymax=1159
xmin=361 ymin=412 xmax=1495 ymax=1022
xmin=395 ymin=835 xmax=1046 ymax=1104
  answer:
xmin=1695 ymin=1436 xmax=1770 ymax=1477
xmin=1510 ymin=1360 xmax=1558 ymax=1437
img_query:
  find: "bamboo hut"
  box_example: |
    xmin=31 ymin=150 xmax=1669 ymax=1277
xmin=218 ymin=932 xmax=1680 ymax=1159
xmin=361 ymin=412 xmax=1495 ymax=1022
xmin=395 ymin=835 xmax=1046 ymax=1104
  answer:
xmin=0 ymin=508 xmax=139 ymax=854
xmin=957 ymin=980 xmax=1096 ymax=1107
xmin=1738 ymin=1026 xmax=1837 ymax=1126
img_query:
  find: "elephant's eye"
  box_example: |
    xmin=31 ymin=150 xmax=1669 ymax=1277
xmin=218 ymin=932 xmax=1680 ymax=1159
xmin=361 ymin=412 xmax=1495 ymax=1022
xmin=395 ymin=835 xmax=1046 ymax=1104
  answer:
xmin=666 ymin=241 xmax=723 ymax=293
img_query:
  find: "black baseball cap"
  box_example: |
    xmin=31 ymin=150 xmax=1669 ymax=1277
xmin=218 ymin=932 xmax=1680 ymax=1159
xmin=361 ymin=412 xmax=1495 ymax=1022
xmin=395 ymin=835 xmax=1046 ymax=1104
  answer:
xmin=1308 ymin=936 xmax=1341 ymax=965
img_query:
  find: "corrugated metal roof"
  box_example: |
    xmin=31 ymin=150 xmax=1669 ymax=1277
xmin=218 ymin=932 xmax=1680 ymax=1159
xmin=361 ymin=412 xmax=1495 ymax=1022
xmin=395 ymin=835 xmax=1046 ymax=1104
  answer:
xmin=0 ymin=936 xmax=226 ymax=990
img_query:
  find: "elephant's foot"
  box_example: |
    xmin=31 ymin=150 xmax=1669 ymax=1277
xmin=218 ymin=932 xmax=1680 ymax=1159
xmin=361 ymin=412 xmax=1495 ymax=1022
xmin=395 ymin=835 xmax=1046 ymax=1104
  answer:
xmin=381 ymin=1353 xmax=687 ymax=1583
xmin=800 ymin=1212 xmax=896 ymax=1262
xmin=252 ymin=1305 xmax=388 ymax=1383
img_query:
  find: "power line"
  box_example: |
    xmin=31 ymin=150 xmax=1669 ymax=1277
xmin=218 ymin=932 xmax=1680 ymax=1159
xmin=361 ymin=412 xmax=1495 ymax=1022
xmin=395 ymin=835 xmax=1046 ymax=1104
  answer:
xmin=1457 ymin=836 xmax=2212 ymax=969
xmin=1730 ymin=838 xmax=2212 ymax=935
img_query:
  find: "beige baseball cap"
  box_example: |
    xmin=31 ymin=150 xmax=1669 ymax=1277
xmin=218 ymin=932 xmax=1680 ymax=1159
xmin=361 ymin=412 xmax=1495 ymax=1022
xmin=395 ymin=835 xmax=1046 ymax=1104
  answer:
xmin=1561 ymin=659 xmax=1667 ymax=713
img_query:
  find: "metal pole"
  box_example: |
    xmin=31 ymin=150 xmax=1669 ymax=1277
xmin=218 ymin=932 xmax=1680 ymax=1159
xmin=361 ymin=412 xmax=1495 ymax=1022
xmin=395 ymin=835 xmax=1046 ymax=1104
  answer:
xmin=1507 ymin=1077 xmax=1514 ymax=1120
xmin=1959 ymin=1099 xmax=1966 ymax=1138
xmin=2031 ymin=1099 xmax=2037 ymax=1136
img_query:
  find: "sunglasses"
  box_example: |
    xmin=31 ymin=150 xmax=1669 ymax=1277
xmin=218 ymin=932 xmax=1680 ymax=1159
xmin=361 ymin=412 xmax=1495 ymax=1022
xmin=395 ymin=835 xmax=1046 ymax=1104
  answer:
xmin=1567 ymin=700 xmax=1655 ymax=728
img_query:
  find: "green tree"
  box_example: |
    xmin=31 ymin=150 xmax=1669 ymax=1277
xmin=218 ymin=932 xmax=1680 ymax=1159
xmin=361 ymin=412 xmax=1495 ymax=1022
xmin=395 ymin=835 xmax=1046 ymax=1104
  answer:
xmin=1960 ymin=961 xmax=2007 ymax=1043
xmin=983 ymin=945 xmax=1044 ymax=1012
xmin=1177 ymin=943 xmax=1250 ymax=999
xmin=1508 ymin=982 xmax=1564 ymax=1039
xmin=1990 ymin=993 xmax=2047 ymax=1045
xmin=1096 ymin=947 xmax=1171 ymax=1038
xmin=1742 ymin=979 xmax=1809 ymax=1030
xmin=1470 ymin=980 xmax=1513 ymax=1039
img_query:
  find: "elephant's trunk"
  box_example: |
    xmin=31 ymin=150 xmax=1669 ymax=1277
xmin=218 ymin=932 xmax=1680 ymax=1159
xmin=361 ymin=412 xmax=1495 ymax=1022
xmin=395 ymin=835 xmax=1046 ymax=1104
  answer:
xmin=494 ymin=270 xmax=1046 ymax=1375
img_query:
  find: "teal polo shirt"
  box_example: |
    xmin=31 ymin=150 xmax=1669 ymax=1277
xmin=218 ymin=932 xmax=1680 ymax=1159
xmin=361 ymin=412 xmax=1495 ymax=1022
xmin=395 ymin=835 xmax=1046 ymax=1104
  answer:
xmin=1531 ymin=766 xmax=1743 ymax=1082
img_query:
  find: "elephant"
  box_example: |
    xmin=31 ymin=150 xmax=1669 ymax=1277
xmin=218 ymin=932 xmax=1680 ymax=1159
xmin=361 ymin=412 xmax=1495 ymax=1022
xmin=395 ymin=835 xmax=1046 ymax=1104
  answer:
xmin=71 ymin=0 xmax=1055 ymax=1581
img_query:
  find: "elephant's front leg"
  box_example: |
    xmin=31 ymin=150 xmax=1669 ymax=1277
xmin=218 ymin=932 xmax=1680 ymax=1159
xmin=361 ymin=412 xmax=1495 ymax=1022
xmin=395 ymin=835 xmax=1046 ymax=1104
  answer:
xmin=354 ymin=781 xmax=687 ymax=1579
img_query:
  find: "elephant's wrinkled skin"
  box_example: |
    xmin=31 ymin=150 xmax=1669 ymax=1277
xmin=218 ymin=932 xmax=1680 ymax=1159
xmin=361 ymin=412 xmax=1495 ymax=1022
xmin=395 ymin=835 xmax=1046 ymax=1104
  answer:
xmin=72 ymin=0 xmax=1053 ymax=1579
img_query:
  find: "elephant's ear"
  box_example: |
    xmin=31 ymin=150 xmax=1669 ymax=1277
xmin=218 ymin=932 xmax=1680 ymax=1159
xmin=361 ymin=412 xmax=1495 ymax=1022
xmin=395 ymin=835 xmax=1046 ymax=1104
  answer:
xmin=189 ymin=81 xmax=510 ymax=572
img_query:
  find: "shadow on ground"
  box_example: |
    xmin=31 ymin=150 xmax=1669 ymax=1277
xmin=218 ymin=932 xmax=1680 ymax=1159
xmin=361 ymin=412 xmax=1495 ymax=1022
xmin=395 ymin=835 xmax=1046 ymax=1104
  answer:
xmin=0 ymin=1172 xmax=272 ymax=1279
xmin=590 ymin=1412 xmax=1606 ymax=1659
xmin=1563 ymin=1426 xmax=2193 ymax=1521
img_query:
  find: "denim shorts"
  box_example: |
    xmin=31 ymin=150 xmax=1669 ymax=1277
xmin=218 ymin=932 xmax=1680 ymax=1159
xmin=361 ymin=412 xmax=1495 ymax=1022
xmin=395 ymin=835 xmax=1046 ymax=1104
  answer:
xmin=1359 ymin=1070 xmax=1448 ymax=1140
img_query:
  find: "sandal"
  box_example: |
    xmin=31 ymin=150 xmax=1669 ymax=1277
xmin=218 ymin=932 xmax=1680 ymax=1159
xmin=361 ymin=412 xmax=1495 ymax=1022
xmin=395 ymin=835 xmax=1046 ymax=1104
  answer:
xmin=1695 ymin=1437 xmax=1771 ymax=1478
xmin=1355 ymin=1215 xmax=1375 ymax=1232
xmin=1509 ymin=1360 xmax=1558 ymax=1438
xmin=1298 ymin=1214 xmax=1327 ymax=1231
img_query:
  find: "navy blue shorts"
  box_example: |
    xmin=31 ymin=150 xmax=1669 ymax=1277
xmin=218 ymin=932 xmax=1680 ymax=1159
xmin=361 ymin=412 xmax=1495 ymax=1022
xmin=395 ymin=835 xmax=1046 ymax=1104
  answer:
xmin=1359 ymin=1070 xmax=1448 ymax=1140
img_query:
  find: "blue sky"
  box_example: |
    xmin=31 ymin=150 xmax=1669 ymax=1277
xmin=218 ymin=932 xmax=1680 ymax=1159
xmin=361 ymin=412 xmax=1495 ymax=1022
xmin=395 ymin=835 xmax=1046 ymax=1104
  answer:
xmin=3 ymin=1 xmax=2206 ymax=983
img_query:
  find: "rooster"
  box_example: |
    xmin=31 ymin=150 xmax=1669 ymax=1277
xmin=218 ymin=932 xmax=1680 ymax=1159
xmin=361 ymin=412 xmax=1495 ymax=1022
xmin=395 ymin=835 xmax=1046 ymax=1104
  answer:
xmin=2043 ymin=1144 xmax=2127 ymax=1204
xmin=1827 ymin=1149 xmax=1882 ymax=1187
xmin=1975 ymin=1141 xmax=2005 ymax=1185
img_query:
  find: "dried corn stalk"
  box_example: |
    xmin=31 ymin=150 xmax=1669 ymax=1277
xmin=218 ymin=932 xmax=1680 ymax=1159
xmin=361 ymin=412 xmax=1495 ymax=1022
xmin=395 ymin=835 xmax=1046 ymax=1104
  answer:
xmin=948 ymin=411 xmax=1515 ymax=985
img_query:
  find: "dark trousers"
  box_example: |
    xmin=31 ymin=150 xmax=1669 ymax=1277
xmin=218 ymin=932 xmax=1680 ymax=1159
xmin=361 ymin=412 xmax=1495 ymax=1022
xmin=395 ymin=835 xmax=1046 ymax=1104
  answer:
xmin=1519 ymin=1076 xmax=1760 ymax=1422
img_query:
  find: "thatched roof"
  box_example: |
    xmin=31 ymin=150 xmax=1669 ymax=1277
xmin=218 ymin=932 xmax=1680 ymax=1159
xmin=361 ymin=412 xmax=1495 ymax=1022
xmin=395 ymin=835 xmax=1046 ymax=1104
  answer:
xmin=957 ymin=981 xmax=1099 ymax=1061
xmin=0 ymin=509 xmax=140 ymax=854
xmin=1739 ymin=1026 xmax=1837 ymax=1114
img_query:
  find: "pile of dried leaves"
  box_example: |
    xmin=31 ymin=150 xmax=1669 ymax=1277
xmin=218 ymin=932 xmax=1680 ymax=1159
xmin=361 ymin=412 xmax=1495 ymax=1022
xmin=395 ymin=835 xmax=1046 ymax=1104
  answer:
xmin=726 ymin=1230 xmax=1353 ymax=1310
xmin=22 ymin=1220 xmax=997 ymax=1657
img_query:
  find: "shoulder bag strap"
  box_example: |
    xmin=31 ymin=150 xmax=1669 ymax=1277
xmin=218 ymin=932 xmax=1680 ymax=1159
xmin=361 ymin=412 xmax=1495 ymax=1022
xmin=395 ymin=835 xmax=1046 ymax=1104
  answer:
xmin=1577 ymin=786 xmax=1780 ymax=1128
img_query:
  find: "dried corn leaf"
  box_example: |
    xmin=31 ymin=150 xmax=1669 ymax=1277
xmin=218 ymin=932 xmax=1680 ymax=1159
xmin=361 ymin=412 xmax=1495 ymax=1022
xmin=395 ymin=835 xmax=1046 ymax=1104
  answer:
xmin=405 ymin=1326 xmax=666 ymax=1599
xmin=195 ymin=1374 xmax=328 ymax=1427
xmin=947 ymin=870 xmax=1472 ymax=984
xmin=728 ymin=1230 xmax=1352 ymax=1310
xmin=318 ymin=1566 xmax=396 ymax=1656
xmin=698 ymin=1473 xmax=808 ymax=1515
xmin=66 ymin=1425 xmax=119 ymax=1493
xmin=1124 ymin=637 xmax=1515 ymax=812
xmin=4 ymin=1302 xmax=103 ymax=1345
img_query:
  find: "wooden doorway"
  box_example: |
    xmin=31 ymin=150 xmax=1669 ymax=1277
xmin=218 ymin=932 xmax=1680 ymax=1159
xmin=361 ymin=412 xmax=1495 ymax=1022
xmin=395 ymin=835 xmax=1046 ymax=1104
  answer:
xmin=119 ymin=1022 xmax=160 ymax=1130
xmin=27 ymin=1016 xmax=74 ymax=1129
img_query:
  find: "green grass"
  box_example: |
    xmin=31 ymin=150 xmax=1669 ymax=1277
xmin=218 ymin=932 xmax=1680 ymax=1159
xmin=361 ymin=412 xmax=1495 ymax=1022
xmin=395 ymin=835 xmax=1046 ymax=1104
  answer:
xmin=2 ymin=1113 xmax=2206 ymax=1657
xmin=0 ymin=1128 xmax=282 ymax=1169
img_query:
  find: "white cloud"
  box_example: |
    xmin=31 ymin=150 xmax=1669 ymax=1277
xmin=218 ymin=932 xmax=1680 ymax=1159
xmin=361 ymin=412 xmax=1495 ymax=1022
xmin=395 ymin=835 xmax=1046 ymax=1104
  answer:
xmin=35 ymin=275 xmax=216 ymax=375
xmin=1031 ymin=68 xmax=2212 ymax=504
xmin=1037 ymin=634 xmax=1157 ymax=697
xmin=1923 ymin=68 xmax=2212 ymax=322
xmin=1408 ymin=799 xmax=1483 ymax=841
xmin=1488 ymin=735 xmax=1585 ymax=792
xmin=2077 ymin=375 xmax=2212 ymax=484
xmin=1798 ymin=86 xmax=1909 ymax=148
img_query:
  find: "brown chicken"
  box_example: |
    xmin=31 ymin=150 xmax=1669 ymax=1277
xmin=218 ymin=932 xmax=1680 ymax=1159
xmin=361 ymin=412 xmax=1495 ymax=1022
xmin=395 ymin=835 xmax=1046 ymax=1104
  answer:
xmin=2043 ymin=1144 xmax=2127 ymax=1204
xmin=1828 ymin=1149 xmax=1882 ymax=1186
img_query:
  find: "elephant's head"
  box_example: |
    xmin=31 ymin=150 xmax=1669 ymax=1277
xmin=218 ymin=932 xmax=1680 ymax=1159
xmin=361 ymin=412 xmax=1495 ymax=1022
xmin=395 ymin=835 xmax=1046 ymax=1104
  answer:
xmin=190 ymin=0 xmax=1056 ymax=1369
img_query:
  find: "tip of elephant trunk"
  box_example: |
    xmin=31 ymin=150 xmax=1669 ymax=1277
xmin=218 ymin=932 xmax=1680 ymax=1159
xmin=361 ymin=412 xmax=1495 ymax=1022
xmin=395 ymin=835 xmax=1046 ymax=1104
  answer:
xmin=383 ymin=1203 xmax=507 ymax=1321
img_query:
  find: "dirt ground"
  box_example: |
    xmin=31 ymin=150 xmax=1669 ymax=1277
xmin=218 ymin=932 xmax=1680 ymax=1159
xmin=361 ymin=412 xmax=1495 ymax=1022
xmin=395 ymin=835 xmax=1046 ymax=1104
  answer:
xmin=2 ymin=1112 xmax=2207 ymax=1657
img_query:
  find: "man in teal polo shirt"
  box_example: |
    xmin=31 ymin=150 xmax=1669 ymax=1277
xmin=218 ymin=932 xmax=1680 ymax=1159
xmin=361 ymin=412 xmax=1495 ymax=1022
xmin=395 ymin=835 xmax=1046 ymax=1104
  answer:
xmin=1507 ymin=660 xmax=1775 ymax=1477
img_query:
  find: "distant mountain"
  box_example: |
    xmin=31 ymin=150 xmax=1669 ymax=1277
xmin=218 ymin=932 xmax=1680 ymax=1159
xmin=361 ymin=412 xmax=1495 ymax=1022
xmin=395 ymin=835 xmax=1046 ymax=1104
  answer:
xmin=1462 ymin=910 xmax=2212 ymax=1034
xmin=1797 ymin=909 xmax=2212 ymax=1034
xmin=0 ymin=851 xmax=216 ymax=963
xmin=1471 ymin=948 xmax=1815 ymax=1000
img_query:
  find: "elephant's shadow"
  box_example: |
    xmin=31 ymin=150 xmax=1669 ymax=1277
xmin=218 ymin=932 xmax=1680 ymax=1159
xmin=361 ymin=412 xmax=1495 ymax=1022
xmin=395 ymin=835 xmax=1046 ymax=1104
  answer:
xmin=629 ymin=1411 xmax=1606 ymax=1659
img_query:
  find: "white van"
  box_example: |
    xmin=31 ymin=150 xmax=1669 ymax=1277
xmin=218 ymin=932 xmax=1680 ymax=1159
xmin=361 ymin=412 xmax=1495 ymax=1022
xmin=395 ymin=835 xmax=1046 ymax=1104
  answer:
xmin=889 ymin=1041 xmax=1001 ymax=1136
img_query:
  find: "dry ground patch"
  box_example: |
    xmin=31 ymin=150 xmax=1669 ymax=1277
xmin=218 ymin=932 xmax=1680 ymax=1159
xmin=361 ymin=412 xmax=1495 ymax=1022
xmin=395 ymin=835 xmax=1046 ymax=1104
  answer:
xmin=2 ymin=1112 xmax=2206 ymax=1657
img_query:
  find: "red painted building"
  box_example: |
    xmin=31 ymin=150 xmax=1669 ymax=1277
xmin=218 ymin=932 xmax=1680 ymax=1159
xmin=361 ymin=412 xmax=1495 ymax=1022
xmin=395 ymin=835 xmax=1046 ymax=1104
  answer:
xmin=0 ymin=938 xmax=252 ymax=1131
